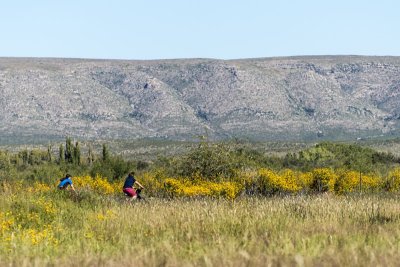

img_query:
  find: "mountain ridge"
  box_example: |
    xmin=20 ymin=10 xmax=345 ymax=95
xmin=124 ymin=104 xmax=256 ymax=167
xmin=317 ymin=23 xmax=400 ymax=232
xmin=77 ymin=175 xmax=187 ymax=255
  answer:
xmin=1 ymin=56 xmax=400 ymax=143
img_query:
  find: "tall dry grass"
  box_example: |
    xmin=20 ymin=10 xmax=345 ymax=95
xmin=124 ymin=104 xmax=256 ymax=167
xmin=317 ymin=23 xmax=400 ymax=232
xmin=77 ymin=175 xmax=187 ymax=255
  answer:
xmin=1 ymin=182 xmax=400 ymax=266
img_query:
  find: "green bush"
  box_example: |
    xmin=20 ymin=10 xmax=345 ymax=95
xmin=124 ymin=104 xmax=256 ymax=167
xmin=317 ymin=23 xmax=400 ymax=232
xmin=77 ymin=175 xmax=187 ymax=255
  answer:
xmin=90 ymin=156 xmax=135 ymax=181
xmin=171 ymin=141 xmax=242 ymax=180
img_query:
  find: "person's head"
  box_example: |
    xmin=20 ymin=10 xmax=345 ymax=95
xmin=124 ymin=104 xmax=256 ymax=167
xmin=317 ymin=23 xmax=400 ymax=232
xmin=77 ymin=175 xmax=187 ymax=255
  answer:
xmin=129 ymin=171 xmax=135 ymax=177
xmin=66 ymin=173 xmax=72 ymax=178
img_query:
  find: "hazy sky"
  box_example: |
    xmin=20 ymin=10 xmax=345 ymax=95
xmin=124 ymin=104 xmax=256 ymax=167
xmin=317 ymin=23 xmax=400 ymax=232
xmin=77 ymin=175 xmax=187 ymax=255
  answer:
xmin=1 ymin=0 xmax=398 ymax=60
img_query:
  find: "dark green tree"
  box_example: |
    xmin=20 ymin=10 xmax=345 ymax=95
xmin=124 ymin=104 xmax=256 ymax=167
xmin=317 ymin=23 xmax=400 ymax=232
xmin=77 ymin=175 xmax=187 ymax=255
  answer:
xmin=65 ymin=137 xmax=73 ymax=163
xmin=59 ymin=144 xmax=65 ymax=163
xmin=28 ymin=150 xmax=47 ymax=165
xmin=102 ymin=144 xmax=110 ymax=162
xmin=20 ymin=149 xmax=29 ymax=165
xmin=73 ymin=141 xmax=81 ymax=165
xmin=87 ymin=144 xmax=94 ymax=165
xmin=0 ymin=151 xmax=11 ymax=171
xmin=47 ymin=144 xmax=53 ymax=162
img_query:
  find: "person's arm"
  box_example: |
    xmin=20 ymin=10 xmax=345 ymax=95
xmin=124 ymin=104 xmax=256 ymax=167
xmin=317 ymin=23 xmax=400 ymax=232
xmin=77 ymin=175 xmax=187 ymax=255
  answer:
xmin=69 ymin=182 xmax=77 ymax=193
xmin=134 ymin=180 xmax=145 ymax=189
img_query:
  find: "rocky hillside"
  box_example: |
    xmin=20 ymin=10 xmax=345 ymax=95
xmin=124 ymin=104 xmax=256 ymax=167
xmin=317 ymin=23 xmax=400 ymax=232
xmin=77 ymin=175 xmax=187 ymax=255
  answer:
xmin=1 ymin=56 xmax=400 ymax=142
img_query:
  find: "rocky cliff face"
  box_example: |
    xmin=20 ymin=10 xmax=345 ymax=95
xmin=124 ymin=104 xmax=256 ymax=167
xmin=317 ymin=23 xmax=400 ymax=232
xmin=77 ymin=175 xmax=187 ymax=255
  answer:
xmin=1 ymin=56 xmax=400 ymax=142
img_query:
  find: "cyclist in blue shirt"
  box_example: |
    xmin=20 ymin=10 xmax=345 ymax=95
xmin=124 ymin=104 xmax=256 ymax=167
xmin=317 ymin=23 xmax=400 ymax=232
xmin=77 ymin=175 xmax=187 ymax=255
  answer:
xmin=58 ymin=173 xmax=76 ymax=192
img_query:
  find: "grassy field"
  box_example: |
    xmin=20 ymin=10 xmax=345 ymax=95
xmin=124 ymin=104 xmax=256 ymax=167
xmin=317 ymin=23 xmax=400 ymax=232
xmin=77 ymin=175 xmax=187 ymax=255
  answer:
xmin=1 ymin=183 xmax=400 ymax=267
xmin=1 ymin=139 xmax=400 ymax=266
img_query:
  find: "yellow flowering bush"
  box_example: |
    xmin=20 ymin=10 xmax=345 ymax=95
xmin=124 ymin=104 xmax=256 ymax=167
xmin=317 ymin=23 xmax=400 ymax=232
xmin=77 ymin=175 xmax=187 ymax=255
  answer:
xmin=257 ymin=169 xmax=280 ymax=194
xmin=138 ymin=172 xmax=165 ymax=197
xmin=298 ymin=172 xmax=313 ymax=188
xmin=335 ymin=170 xmax=380 ymax=194
xmin=257 ymin=168 xmax=301 ymax=194
xmin=164 ymin=178 xmax=242 ymax=199
xmin=238 ymin=170 xmax=257 ymax=185
xmin=384 ymin=168 xmax=400 ymax=192
xmin=74 ymin=175 xmax=115 ymax=194
xmin=181 ymin=184 xmax=211 ymax=197
xmin=310 ymin=168 xmax=337 ymax=192
xmin=281 ymin=169 xmax=303 ymax=191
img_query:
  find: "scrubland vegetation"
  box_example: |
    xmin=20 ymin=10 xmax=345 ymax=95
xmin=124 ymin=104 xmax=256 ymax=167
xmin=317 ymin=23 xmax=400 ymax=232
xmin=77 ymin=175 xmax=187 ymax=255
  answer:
xmin=1 ymin=138 xmax=400 ymax=266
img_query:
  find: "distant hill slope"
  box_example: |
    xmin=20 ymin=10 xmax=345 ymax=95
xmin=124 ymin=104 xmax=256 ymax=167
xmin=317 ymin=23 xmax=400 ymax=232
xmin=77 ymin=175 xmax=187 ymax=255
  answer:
xmin=1 ymin=56 xmax=400 ymax=142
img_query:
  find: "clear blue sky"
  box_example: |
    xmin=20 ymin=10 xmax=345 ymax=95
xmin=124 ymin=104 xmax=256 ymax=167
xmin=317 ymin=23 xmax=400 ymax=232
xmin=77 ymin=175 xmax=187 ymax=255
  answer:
xmin=1 ymin=0 xmax=399 ymax=60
